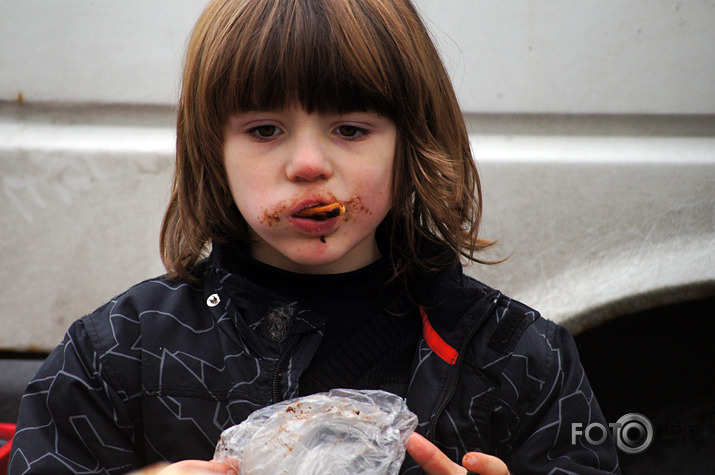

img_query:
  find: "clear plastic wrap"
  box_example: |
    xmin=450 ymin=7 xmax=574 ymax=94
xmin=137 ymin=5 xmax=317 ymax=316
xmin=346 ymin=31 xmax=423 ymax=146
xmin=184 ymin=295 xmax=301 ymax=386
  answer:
xmin=213 ymin=389 xmax=418 ymax=475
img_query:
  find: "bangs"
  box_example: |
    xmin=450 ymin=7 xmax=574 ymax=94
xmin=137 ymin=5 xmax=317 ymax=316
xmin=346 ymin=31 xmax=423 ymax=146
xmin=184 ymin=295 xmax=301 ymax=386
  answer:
xmin=206 ymin=0 xmax=405 ymax=119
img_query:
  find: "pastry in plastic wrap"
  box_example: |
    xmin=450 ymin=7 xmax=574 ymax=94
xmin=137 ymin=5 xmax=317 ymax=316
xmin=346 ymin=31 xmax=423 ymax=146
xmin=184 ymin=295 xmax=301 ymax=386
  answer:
xmin=213 ymin=389 xmax=418 ymax=474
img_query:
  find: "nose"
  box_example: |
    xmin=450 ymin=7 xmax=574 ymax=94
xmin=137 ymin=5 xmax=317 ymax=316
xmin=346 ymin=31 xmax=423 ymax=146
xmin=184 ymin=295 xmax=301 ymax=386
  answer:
xmin=285 ymin=133 xmax=332 ymax=182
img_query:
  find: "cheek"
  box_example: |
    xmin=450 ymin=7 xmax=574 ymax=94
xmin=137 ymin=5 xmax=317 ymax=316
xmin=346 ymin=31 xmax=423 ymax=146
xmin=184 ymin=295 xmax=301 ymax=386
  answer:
xmin=362 ymin=164 xmax=394 ymax=208
xmin=225 ymin=166 xmax=273 ymax=217
xmin=258 ymin=200 xmax=289 ymax=228
xmin=346 ymin=175 xmax=393 ymax=223
xmin=343 ymin=196 xmax=371 ymax=218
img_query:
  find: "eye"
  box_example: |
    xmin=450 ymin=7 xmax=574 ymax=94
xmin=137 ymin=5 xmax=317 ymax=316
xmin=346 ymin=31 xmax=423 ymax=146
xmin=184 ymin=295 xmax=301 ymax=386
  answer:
xmin=336 ymin=125 xmax=369 ymax=140
xmin=248 ymin=125 xmax=281 ymax=140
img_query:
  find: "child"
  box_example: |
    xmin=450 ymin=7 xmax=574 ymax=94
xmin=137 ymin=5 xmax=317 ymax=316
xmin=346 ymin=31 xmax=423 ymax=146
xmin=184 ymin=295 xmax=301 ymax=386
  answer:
xmin=10 ymin=0 xmax=619 ymax=474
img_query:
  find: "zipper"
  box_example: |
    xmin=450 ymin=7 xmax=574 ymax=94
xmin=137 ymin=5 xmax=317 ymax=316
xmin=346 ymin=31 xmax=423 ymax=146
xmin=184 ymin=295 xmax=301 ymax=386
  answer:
xmin=426 ymin=291 xmax=501 ymax=441
xmin=271 ymin=333 xmax=301 ymax=403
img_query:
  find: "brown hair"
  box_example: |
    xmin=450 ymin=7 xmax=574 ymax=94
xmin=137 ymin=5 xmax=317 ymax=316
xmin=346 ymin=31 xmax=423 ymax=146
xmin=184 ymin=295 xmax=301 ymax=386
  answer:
xmin=161 ymin=0 xmax=493 ymax=285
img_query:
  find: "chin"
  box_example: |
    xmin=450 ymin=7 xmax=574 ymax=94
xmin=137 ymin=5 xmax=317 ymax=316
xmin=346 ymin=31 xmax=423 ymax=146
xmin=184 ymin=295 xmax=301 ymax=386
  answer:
xmin=285 ymin=250 xmax=347 ymax=274
xmin=254 ymin=231 xmax=376 ymax=274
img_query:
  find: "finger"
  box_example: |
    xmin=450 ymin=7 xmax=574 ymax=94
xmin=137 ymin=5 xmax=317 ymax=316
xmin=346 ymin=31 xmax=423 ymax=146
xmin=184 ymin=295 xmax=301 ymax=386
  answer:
xmin=158 ymin=460 xmax=238 ymax=474
xmin=406 ymin=433 xmax=464 ymax=475
xmin=127 ymin=463 xmax=170 ymax=475
xmin=462 ymin=452 xmax=509 ymax=475
xmin=212 ymin=457 xmax=241 ymax=473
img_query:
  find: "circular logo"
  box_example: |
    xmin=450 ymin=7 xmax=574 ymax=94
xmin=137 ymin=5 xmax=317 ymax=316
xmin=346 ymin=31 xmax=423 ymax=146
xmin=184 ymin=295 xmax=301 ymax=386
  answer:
xmin=615 ymin=413 xmax=653 ymax=454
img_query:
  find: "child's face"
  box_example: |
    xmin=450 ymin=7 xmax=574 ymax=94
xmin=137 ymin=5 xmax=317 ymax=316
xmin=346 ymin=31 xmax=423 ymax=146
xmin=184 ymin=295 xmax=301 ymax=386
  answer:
xmin=223 ymin=105 xmax=396 ymax=274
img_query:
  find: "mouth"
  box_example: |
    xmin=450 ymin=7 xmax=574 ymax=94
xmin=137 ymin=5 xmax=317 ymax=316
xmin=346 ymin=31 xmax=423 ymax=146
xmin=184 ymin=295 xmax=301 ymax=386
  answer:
xmin=292 ymin=202 xmax=346 ymax=221
xmin=288 ymin=201 xmax=346 ymax=237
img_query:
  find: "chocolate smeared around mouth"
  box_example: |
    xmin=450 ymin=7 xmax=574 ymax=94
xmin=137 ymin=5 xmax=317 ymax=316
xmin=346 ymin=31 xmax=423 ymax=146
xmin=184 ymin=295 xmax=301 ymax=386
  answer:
xmin=294 ymin=202 xmax=346 ymax=221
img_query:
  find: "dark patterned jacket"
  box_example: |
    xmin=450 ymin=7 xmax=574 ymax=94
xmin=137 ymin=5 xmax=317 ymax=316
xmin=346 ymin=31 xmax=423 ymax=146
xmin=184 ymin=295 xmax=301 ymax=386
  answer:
xmin=10 ymin=244 xmax=620 ymax=474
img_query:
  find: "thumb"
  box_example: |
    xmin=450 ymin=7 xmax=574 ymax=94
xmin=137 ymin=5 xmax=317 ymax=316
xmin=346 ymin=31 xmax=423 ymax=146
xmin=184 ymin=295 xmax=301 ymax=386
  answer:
xmin=462 ymin=452 xmax=509 ymax=475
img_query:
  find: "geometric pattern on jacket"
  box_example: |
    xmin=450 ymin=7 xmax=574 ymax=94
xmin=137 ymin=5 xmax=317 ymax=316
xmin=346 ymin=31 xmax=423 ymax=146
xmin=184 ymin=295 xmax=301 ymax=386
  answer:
xmin=10 ymin=244 xmax=620 ymax=474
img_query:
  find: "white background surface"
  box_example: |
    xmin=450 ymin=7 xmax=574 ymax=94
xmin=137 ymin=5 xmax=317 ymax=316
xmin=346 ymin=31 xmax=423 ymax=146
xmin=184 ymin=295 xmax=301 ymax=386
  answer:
xmin=2 ymin=0 xmax=714 ymax=113
xmin=1 ymin=0 xmax=714 ymax=351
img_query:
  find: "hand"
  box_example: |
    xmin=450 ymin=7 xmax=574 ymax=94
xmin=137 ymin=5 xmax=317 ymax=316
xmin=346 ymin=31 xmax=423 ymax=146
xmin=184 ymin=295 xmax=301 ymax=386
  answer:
xmin=128 ymin=460 xmax=238 ymax=475
xmin=158 ymin=460 xmax=237 ymax=475
xmin=407 ymin=433 xmax=509 ymax=475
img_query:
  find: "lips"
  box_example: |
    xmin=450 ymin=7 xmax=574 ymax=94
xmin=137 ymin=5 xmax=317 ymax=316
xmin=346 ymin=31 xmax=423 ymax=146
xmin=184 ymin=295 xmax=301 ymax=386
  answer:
xmin=289 ymin=200 xmax=346 ymax=236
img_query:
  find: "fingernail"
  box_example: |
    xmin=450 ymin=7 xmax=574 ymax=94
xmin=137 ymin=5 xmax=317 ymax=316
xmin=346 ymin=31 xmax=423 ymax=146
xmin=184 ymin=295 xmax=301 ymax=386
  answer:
xmin=463 ymin=453 xmax=477 ymax=465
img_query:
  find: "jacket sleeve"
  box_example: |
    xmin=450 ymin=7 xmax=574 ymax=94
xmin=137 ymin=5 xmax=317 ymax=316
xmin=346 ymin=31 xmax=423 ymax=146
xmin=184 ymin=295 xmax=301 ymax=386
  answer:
xmin=9 ymin=318 xmax=142 ymax=475
xmin=500 ymin=321 xmax=621 ymax=474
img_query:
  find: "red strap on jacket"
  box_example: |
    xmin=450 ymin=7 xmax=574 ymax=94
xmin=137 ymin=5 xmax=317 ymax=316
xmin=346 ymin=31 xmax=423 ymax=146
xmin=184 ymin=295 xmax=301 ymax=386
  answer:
xmin=420 ymin=307 xmax=458 ymax=364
